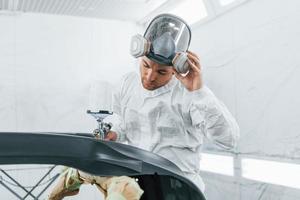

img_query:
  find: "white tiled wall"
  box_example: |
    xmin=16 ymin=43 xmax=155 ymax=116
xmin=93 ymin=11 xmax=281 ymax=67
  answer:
xmin=191 ymin=0 xmax=300 ymax=199
xmin=0 ymin=13 xmax=139 ymax=199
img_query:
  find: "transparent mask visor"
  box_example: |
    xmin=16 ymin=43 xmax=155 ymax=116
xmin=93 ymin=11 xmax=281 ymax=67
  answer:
xmin=144 ymin=14 xmax=191 ymax=65
xmin=144 ymin=14 xmax=191 ymax=53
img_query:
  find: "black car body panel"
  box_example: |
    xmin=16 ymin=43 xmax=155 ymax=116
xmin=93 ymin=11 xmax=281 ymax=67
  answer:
xmin=0 ymin=132 xmax=206 ymax=200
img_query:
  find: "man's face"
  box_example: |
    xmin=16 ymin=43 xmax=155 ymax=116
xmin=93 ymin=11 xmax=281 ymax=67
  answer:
xmin=140 ymin=56 xmax=174 ymax=91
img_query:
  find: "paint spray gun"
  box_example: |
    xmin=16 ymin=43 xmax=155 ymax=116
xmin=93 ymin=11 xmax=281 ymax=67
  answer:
xmin=86 ymin=110 xmax=113 ymax=140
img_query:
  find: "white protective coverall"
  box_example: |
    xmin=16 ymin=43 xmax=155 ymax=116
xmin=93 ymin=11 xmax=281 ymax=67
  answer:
xmin=109 ymin=72 xmax=240 ymax=192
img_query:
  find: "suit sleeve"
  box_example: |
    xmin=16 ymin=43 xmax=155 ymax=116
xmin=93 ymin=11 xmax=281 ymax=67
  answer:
xmin=188 ymin=86 xmax=240 ymax=149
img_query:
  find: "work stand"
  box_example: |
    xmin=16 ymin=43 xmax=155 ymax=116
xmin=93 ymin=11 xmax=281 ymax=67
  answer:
xmin=0 ymin=165 xmax=59 ymax=200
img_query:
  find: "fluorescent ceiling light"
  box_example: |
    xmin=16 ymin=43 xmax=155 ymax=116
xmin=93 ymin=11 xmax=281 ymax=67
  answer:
xmin=167 ymin=0 xmax=207 ymax=25
xmin=219 ymin=0 xmax=236 ymax=6
xmin=200 ymin=153 xmax=234 ymax=176
xmin=242 ymin=158 xmax=300 ymax=189
xmin=147 ymin=0 xmax=168 ymax=13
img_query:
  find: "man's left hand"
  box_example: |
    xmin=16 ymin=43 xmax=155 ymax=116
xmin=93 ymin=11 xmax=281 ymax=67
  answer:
xmin=173 ymin=51 xmax=203 ymax=91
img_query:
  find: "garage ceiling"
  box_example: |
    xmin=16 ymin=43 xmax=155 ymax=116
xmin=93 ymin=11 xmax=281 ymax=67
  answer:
xmin=0 ymin=0 xmax=171 ymax=21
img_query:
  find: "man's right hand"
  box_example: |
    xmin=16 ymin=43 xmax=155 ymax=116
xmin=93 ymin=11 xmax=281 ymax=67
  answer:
xmin=105 ymin=131 xmax=118 ymax=141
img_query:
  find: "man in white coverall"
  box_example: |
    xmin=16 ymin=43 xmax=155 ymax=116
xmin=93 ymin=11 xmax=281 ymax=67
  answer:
xmin=104 ymin=13 xmax=240 ymax=193
xmin=49 ymin=14 xmax=239 ymax=199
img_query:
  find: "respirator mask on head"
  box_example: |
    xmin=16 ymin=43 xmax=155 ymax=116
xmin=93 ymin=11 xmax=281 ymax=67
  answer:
xmin=130 ymin=14 xmax=192 ymax=74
